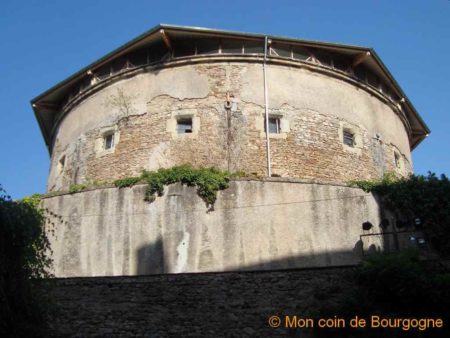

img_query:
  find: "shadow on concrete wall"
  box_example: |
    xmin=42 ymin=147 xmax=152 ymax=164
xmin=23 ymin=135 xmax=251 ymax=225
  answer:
xmin=135 ymin=218 xmax=427 ymax=275
xmin=48 ymin=222 xmax=432 ymax=338
xmin=137 ymin=238 xmax=167 ymax=274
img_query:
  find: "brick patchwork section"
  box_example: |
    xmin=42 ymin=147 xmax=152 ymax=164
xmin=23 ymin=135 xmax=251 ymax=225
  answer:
xmin=46 ymin=267 xmax=354 ymax=337
xmin=52 ymin=64 xmax=412 ymax=191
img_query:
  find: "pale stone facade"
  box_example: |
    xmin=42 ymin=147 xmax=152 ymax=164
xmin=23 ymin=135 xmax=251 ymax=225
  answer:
xmin=33 ymin=25 xmax=429 ymax=276
xmin=47 ymin=61 xmax=413 ymax=192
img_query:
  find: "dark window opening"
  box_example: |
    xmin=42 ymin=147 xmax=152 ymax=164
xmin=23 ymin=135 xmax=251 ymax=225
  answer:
xmin=244 ymin=40 xmax=264 ymax=54
xmin=94 ymin=64 xmax=111 ymax=80
xmin=196 ymin=39 xmax=219 ymax=55
xmin=173 ymin=40 xmax=196 ymax=58
xmin=271 ymin=43 xmax=292 ymax=58
xmin=367 ymin=72 xmax=379 ymax=88
xmin=148 ymin=41 xmax=169 ymax=63
xmin=394 ymin=152 xmax=400 ymax=168
xmin=343 ymin=130 xmax=355 ymax=147
xmin=79 ymin=76 xmax=91 ymax=92
xmin=111 ymin=57 xmax=127 ymax=74
xmin=221 ymin=39 xmax=243 ymax=54
xmin=314 ymin=50 xmax=332 ymax=67
xmin=104 ymin=133 xmax=115 ymax=150
xmin=176 ymin=117 xmax=193 ymax=134
xmin=292 ymin=46 xmax=310 ymax=61
xmin=390 ymin=91 xmax=400 ymax=103
xmin=128 ymin=48 xmax=148 ymax=66
xmin=362 ymin=222 xmax=373 ymax=231
xmin=354 ymin=66 xmax=366 ymax=82
xmin=58 ymin=155 xmax=66 ymax=174
xmin=333 ymin=57 xmax=349 ymax=72
xmin=265 ymin=117 xmax=281 ymax=134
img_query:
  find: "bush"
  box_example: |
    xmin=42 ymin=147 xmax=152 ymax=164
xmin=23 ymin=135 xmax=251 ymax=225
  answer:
xmin=315 ymin=251 xmax=449 ymax=337
xmin=351 ymin=172 xmax=450 ymax=258
xmin=0 ymin=186 xmax=52 ymax=337
xmin=357 ymin=250 xmax=447 ymax=316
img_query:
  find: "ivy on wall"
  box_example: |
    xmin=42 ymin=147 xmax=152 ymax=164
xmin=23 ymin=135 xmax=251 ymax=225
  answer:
xmin=0 ymin=187 xmax=52 ymax=337
xmin=351 ymin=172 xmax=450 ymax=258
xmin=114 ymin=165 xmax=246 ymax=208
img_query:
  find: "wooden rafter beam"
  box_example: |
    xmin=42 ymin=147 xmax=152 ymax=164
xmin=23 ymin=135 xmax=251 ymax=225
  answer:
xmin=352 ymin=51 xmax=371 ymax=67
xmin=32 ymin=101 xmax=59 ymax=110
xmin=411 ymin=129 xmax=428 ymax=136
xmin=160 ymin=29 xmax=172 ymax=51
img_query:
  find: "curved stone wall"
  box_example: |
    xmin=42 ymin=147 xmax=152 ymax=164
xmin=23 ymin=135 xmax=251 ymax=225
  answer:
xmin=48 ymin=59 xmax=412 ymax=192
xmin=42 ymin=180 xmax=409 ymax=278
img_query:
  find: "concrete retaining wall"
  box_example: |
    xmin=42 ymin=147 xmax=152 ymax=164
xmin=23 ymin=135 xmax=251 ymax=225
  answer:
xmin=42 ymin=180 xmax=393 ymax=278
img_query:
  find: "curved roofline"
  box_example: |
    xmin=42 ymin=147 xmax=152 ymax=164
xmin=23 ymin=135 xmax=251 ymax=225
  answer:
xmin=31 ymin=24 xmax=430 ymax=153
xmin=31 ymin=24 xmax=371 ymax=104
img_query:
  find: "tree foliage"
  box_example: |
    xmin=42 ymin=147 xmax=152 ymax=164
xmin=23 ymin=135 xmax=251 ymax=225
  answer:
xmin=0 ymin=186 xmax=52 ymax=337
xmin=315 ymin=250 xmax=449 ymax=337
xmin=351 ymin=172 xmax=450 ymax=258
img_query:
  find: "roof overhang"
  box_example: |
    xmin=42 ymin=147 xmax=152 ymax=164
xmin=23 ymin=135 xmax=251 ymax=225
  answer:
xmin=31 ymin=24 xmax=430 ymax=154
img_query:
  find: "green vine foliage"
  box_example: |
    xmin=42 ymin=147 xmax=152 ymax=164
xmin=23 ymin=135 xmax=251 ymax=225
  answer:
xmin=0 ymin=186 xmax=52 ymax=336
xmin=315 ymin=250 xmax=450 ymax=337
xmin=351 ymin=172 xmax=450 ymax=258
xmin=69 ymin=179 xmax=107 ymax=193
xmin=113 ymin=176 xmax=142 ymax=188
xmin=114 ymin=165 xmax=245 ymax=208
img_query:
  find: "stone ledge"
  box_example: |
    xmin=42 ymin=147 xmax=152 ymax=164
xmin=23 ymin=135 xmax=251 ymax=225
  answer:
xmin=41 ymin=176 xmax=360 ymax=199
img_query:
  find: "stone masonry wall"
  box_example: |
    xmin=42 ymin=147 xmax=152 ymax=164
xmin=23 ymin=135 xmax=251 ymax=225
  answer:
xmin=46 ymin=267 xmax=355 ymax=337
xmin=48 ymin=61 xmax=412 ymax=192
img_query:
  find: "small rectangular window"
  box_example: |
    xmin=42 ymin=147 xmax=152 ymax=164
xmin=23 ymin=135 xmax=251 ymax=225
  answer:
xmin=394 ymin=152 xmax=401 ymax=168
xmin=104 ymin=133 xmax=115 ymax=150
xmin=176 ymin=118 xmax=193 ymax=134
xmin=265 ymin=117 xmax=281 ymax=134
xmin=343 ymin=130 xmax=354 ymax=147
xmin=58 ymin=155 xmax=66 ymax=175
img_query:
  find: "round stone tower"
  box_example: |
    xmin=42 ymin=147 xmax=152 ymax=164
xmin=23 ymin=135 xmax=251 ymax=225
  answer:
xmin=33 ymin=25 xmax=428 ymax=192
xmin=33 ymin=25 xmax=429 ymax=277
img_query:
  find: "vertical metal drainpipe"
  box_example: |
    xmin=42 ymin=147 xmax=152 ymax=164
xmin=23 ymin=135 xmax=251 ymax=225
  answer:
xmin=263 ymin=36 xmax=272 ymax=177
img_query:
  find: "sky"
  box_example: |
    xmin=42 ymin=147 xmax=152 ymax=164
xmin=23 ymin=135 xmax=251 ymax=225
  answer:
xmin=1 ymin=0 xmax=449 ymax=199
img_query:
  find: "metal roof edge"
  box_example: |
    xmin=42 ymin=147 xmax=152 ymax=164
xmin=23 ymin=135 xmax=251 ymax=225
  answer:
xmin=31 ymin=24 xmax=165 ymax=104
xmin=160 ymin=23 xmax=369 ymax=50
xmin=33 ymin=107 xmax=51 ymax=153
xmin=30 ymin=24 xmax=430 ymax=151
xmin=369 ymin=49 xmax=430 ymax=136
xmin=31 ymin=24 xmax=371 ymax=104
